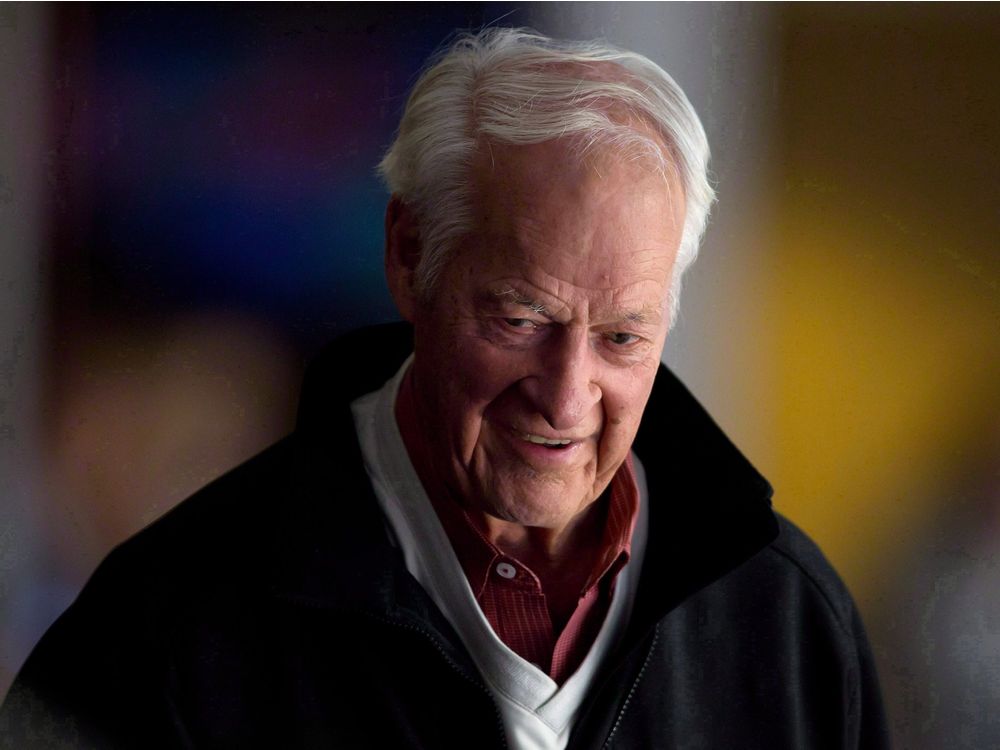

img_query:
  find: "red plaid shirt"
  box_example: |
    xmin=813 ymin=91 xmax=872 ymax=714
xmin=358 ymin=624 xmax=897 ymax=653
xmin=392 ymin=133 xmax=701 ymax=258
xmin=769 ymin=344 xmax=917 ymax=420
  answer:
xmin=395 ymin=369 xmax=640 ymax=684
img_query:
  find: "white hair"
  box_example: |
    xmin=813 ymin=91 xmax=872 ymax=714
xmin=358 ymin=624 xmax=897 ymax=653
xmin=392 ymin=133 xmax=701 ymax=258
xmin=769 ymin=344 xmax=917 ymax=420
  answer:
xmin=378 ymin=27 xmax=714 ymax=322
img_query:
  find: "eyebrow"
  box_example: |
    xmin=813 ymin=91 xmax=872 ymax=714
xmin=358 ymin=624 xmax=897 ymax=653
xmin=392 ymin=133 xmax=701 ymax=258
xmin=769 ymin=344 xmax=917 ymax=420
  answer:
xmin=621 ymin=308 xmax=659 ymax=325
xmin=494 ymin=286 xmax=550 ymax=316
xmin=492 ymin=285 xmax=661 ymax=326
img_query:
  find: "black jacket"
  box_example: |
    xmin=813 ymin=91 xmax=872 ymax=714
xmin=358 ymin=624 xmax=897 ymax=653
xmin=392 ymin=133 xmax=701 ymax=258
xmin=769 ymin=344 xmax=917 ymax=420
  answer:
xmin=0 ymin=323 xmax=889 ymax=749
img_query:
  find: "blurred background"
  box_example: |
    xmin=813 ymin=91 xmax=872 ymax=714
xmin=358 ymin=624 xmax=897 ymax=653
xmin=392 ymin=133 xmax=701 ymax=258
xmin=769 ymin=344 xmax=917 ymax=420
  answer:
xmin=2 ymin=3 xmax=997 ymax=746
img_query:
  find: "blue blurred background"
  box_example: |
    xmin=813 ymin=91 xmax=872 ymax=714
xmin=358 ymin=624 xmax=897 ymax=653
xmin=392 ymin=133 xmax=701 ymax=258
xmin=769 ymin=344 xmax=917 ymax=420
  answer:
xmin=2 ymin=3 xmax=998 ymax=746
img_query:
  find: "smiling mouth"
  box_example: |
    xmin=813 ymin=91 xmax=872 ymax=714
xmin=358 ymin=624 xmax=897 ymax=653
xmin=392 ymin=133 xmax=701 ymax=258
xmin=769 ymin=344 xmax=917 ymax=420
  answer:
xmin=519 ymin=432 xmax=573 ymax=448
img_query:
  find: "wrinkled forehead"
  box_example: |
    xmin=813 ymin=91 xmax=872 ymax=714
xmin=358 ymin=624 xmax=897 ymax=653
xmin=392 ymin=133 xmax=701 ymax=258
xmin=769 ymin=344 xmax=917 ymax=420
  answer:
xmin=469 ymin=136 xmax=685 ymax=228
xmin=472 ymin=127 xmax=678 ymax=199
xmin=461 ymin=138 xmax=685 ymax=282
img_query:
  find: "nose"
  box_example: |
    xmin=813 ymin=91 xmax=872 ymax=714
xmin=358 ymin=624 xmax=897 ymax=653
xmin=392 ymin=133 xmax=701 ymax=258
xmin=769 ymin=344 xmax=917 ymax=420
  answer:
xmin=520 ymin=328 xmax=601 ymax=432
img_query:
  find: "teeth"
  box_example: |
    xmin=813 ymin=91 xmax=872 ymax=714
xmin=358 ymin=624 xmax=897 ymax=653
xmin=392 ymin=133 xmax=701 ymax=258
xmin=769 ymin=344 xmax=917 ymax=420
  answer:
xmin=522 ymin=433 xmax=572 ymax=446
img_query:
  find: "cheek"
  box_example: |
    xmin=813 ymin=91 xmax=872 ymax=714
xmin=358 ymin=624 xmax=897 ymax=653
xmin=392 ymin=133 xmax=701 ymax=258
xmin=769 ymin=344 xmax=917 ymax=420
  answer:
xmin=601 ymin=380 xmax=655 ymax=447
xmin=441 ymin=341 xmax=525 ymax=435
xmin=460 ymin=338 xmax=527 ymax=395
xmin=602 ymin=407 xmax=639 ymax=452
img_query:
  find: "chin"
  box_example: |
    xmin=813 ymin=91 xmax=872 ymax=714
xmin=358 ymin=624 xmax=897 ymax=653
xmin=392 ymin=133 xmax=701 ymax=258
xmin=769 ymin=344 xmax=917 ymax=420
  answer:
xmin=485 ymin=484 xmax=591 ymax=530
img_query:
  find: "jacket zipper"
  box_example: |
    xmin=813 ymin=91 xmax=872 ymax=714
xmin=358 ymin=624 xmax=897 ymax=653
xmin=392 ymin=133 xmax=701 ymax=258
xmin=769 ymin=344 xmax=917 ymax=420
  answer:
xmin=600 ymin=626 xmax=660 ymax=750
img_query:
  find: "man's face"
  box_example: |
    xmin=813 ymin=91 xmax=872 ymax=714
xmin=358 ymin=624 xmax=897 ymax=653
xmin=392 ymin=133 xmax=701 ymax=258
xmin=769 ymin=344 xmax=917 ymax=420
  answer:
xmin=393 ymin=139 xmax=685 ymax=536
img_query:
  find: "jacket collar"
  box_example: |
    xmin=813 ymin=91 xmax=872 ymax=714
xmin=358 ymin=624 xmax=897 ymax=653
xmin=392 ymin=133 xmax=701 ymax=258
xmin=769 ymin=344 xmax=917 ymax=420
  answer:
xmin=275 ymin=322 xmax=778 ymax=639
xmin=627 ymin=363 xmax=778 ymax=639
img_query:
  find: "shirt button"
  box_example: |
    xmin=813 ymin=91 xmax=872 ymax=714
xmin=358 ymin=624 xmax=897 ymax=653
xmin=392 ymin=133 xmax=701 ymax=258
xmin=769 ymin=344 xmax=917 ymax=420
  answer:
xmin=495 ymin=562 xmax=517 ymax=579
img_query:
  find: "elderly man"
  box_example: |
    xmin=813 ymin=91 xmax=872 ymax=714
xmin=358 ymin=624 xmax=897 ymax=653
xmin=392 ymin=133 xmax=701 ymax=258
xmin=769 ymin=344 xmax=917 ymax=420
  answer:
xmin=1 ymin=28 xmax=887 ymax=749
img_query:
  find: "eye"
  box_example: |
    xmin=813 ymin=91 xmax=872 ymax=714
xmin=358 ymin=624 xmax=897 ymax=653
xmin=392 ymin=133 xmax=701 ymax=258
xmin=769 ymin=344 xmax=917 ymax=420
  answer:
xmin=606 ymin=331 xmax=640 ymax=346
xmin=503 ymin=318 xmax=538 ymax=330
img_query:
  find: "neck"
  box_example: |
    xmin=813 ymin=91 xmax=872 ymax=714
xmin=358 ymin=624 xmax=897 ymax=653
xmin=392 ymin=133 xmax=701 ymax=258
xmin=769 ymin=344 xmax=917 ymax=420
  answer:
xmin=477 ymin=500 xmax=607 ymax=628
xmin=479 ymin=501 xmax=603 ymax=573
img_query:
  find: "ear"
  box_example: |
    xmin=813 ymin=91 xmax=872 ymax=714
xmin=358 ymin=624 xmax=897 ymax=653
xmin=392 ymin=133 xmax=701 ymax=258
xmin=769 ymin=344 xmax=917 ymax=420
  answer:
xmin=384 ymin=195 xmax=422 ymax=322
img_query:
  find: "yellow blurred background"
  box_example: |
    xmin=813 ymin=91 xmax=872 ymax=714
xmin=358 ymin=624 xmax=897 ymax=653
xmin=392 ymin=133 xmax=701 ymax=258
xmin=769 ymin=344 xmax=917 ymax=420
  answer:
xmin=771 ymin=4 xmax=998 ymax=591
